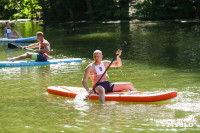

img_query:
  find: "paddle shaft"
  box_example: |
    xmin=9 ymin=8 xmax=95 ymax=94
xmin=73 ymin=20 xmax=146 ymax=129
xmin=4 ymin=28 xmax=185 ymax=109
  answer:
xmin=8 ymin=43 xmax=53 ymax=58
xmin=84 ymin=41 xmax=127 ymax=101
xmin=8 ymin=43 xmax=38 ymax=49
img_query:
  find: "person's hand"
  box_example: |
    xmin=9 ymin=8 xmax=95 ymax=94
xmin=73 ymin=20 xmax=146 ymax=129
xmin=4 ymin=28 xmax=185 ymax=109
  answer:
xmin=22 ymin=46 xmax=27 ymax=49
xmin=87 ymin=90 xmax=93 ymax=94
xmin=116 ymin=49 xmax=122 ymax=57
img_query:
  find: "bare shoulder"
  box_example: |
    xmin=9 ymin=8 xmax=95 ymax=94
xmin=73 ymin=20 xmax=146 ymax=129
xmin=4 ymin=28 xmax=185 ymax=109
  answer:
xmin=102 ymin=60 xmax=111 ymax=67
xmin=85 ymin=63 xmax=93 ymax=71
xmin=43 ymin=39 xmax=50 ymax=45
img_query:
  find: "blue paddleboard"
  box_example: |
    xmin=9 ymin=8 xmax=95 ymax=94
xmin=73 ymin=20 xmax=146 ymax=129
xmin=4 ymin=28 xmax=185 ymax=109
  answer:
xmin=0 ymin=58 xmax=82 ymax=67
xmin=0 ymin=36 xmax=37 ymax=42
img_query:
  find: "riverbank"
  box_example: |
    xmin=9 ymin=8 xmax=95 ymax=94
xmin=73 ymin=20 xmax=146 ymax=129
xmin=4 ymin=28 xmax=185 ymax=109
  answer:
xmin=1 ymin=18 xmax=200 ymax=25
xmin=0 ymin=19 xmax=41 ymax=24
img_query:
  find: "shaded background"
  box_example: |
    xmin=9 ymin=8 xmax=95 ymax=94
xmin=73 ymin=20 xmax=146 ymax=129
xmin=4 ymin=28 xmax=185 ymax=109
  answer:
xmin=0 ymin=0 xmax=199 ymax=21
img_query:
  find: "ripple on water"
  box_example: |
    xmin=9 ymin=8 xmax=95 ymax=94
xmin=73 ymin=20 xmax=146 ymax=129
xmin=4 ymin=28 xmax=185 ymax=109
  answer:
xmin=166 ymin=91 xmax=200 ymax=112
xmin=150 ymin=90 xmax=200 ymax=131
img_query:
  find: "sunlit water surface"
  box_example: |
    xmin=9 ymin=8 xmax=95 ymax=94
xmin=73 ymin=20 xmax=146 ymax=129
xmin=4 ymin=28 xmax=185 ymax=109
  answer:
xmin=0 ymin=21 xmax=200 ymax=132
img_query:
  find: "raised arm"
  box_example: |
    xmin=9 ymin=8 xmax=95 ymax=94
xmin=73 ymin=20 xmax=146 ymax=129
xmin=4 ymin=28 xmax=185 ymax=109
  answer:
xmin=110 ymin=49 xmax=122 ymax=67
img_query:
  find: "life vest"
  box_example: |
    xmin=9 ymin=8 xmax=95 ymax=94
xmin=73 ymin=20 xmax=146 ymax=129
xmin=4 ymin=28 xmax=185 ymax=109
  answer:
xmin=39 ymin=40 xmax=50 ymax=59
xmin=6 ymin=27 xmax=12 ymax=38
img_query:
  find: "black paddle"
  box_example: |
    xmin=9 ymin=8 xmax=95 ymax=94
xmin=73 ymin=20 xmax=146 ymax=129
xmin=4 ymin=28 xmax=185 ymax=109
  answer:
xmin=8 ymin=43 xmax=19 ymax=49
xmin=8 ymin=43 xmax=53 ymax=58
xmin=8 ymin=43 xmax=37 ymax=49
xmin=84 ymin=41 xmax=127 ymax=101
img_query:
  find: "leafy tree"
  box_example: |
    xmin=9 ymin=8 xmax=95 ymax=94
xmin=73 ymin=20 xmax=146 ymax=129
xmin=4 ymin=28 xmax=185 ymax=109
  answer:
xmin=0 ymin=0 xmax=19 ymax=19
xmin=1 ymin=0 xmax=199 ymax=21
xmin=0 ymin=0 xmax=41 ymax=20
xmin=19 ymin=0 xmax=42 ymax=19
xmin=133 ymin=0 xmax=200 ymax=20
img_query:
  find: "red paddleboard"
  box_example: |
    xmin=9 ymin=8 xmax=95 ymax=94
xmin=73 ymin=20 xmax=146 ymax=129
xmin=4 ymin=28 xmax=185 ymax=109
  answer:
xmin=47 ymin=86 xmax=177 ymax=102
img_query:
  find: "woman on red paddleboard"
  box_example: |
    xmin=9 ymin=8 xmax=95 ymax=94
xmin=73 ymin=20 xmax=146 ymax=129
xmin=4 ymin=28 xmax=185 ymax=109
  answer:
xmin=82 ymin=49 xmax=137 ymax=103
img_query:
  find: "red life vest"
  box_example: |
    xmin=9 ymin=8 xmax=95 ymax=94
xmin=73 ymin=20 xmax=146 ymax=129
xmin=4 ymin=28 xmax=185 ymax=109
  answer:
xmin=39 ymin=40 xmax=50 ymax=59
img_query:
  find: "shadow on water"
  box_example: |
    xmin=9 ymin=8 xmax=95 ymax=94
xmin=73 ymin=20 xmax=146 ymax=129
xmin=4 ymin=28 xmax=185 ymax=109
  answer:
xmin=123 ymin=22 xmax=200 ymax=71
xmin=1 ymin=20 xmax=200 ymax=71
xmin=40 ymin=21 xmax=200 ymax=72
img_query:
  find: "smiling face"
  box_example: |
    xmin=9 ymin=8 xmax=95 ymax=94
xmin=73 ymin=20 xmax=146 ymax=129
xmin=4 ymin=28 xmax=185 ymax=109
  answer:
xmin=93 ymin=50 xmax=103 ymax=64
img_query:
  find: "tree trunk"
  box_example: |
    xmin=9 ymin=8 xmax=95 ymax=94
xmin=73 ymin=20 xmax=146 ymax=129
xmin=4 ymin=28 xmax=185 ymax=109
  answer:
xmin=86 ymin=0 xmax=93 ymax=19
xmin=67 ymin=0 xmax=74 ymax=19
xmin=119 ymin=0 xmax=130 ymax=20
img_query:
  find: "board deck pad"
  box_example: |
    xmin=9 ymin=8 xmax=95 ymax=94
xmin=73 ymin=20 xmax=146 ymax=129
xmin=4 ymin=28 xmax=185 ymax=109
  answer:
xmin=47 ymin=86 xmax=178 ymax=102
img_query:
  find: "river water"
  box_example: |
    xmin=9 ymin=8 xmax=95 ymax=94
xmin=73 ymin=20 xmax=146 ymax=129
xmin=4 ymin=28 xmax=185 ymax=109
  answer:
xmin=0 ymin=20 xmax=200 ymax=132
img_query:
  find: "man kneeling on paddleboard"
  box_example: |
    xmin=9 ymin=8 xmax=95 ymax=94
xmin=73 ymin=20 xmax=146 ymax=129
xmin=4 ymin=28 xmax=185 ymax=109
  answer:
xmin=82 ymin=49 xmax=137 ymax=103
xmin=9 ymin=32 xmax=50 ymax=62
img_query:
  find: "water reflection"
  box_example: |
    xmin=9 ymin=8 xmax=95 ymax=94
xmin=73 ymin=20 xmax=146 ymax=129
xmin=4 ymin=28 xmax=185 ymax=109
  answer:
xmin=1 ymin=21 xmax=200 ymax=132
xmin=127 ymin=23 xmax=200 ymax=69
xmin=1 ymin=21 xmax=200 ymax=69
xmin=0 ymin=65 xmax=51 ymax=90
xmin=152 ymin=90 xmax=200 ymax=130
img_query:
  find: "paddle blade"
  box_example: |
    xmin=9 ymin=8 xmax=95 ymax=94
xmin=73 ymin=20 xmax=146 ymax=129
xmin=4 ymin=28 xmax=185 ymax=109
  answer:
xmin=84 ymin=96 xmax=89 ymax=101
xmin=119 ymin=41 xmax=127 ymax=50
xmin=83 ymin=90 xmax=94 ymax=101
xmin=8 ymin=43 xmax=18 ymax=49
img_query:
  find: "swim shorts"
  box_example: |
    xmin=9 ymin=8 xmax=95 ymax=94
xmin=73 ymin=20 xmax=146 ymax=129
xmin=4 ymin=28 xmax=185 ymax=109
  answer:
xmin=93 ymin=81 xmax=114 ymax=93
xmin=31 ymin=53 xmax=47 ymax=61
xmin=7 ymin=33 xmax=13 ymax=38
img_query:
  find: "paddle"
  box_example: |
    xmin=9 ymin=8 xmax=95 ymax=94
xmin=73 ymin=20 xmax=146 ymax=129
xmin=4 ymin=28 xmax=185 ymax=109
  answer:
xmin=8 ymin=43 xmax=53 ymax=58
xmin=8 ymin=43 xmax=37 ymax=49
xmin=84 ymin=41 xmax=127 ymax=101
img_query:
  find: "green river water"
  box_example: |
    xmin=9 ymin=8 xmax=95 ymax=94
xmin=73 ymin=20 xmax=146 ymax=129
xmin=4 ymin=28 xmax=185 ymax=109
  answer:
xmin=0 ymin=20 xmax=200 ymax=132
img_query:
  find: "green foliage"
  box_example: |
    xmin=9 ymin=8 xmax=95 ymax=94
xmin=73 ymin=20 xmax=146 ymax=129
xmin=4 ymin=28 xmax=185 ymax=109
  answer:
xmin=90 ymin=0 xmax=116 ymax=20
xmin=38 ymin=0 xmax=89 ymax=21
xmin=37 ymin=0 xmax=131 ymax=21
xmin=0 ymin=0 xmax=19 ymax=19
xmin=0 ymin=0 xmax=41 ymax=20
xmin=0 ymin=0 xmax=199 ymax=21
xmin=19 ymin=0 xmax=42 ymax=19
xmin=133 ymin=0 xmax=200 ymax=20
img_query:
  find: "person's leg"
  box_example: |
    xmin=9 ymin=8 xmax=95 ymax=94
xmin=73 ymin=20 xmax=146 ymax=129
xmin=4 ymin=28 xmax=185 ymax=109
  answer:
xmin=113 ymin=82 xmax=137 ymax=92
xmin=94 ymin=85 xmax=106 ymax=103
xmin=13 ymin=30 xmax=22 ymax=38
xmin=10 ymin=52 xmax=32 ymax=62
xmin=8 ymin=34 xmax=18 ymax=39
